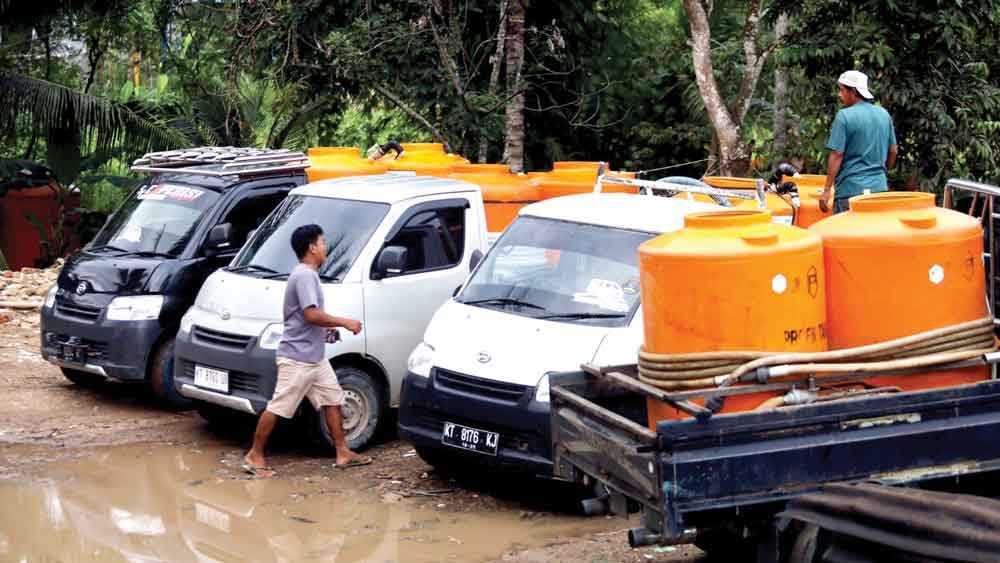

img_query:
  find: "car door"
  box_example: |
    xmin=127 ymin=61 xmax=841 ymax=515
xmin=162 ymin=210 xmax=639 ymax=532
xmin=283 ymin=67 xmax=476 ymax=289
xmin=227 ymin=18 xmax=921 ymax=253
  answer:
xmin=362 ymin=198 xmax=473 ymax=400
xmin=185 ymin=187 xmax=293 ymax=305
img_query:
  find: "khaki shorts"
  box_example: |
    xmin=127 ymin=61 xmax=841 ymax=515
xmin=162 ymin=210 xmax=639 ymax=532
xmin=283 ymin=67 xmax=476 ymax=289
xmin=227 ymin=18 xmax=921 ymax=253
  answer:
xmin=267 ymin=357 xmax=346 ymax=419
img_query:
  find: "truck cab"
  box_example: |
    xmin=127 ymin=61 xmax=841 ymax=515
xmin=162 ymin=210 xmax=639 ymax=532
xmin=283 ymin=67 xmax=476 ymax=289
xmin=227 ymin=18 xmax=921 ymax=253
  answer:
xmin=39 ymin=148 xmax=308 ymax=405
xmin=397 ymin=192 xmax=719 ymax=475
xmin=173 ymin=173 xmax=491 ymax=450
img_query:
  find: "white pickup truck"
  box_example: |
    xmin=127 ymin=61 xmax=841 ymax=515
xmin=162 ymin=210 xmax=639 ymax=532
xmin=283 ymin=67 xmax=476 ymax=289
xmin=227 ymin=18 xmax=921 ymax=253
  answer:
xmin=172 ymin=173 xmax=490 ymax=449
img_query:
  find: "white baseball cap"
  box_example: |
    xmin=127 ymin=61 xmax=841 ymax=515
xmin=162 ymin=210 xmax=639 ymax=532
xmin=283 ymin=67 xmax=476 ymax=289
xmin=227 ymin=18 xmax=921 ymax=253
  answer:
xmin=838 ymin=70 xmax=874 ymax=100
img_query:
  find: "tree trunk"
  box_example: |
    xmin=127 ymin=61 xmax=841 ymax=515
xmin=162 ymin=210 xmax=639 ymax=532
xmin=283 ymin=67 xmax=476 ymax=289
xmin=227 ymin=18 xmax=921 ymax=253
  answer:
xmin=683 ymin=0 xmax=767 ymax=176
xmin=503 ymin=0 xmax=526 ymax=173
xmin=478 ymin=0 xmax=509 ymax=163
xmin=772 ymin=13 xmax=790 ymax=160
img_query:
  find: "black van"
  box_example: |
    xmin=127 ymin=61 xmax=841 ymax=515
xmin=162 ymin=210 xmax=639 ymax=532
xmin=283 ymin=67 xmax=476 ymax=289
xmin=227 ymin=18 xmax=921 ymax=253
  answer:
xmin=39 ymin=147 xmax=308 ymax=405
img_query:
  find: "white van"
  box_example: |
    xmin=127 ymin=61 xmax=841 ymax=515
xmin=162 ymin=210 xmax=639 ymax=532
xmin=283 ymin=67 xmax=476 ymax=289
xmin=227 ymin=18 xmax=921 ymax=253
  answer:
xmin=173 ymin=173 xmax=491 ymax=449
xmin=398 ymin=192 xmax=719 ymax=475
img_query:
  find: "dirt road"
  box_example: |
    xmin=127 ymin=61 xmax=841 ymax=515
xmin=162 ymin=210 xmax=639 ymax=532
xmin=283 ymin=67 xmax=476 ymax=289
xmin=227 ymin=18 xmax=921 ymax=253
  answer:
xmin=0 ymin=307 xmax=704 ymax=562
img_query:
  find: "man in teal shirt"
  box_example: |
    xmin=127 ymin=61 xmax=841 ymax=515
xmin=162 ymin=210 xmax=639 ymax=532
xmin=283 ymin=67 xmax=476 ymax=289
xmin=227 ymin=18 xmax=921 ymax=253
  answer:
xmin=820 ymin=70 xmax=898 ymax=213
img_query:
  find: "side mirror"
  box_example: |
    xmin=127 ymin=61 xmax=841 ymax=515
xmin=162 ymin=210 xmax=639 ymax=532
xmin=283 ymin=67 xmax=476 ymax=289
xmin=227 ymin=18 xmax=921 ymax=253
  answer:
xmin=469 ymin=249 xmax=484 ymax=272
xmin=372 ymin=245 xmax=408 ymax=280
xmin=205 ymin=223 xmax=233 ymax=254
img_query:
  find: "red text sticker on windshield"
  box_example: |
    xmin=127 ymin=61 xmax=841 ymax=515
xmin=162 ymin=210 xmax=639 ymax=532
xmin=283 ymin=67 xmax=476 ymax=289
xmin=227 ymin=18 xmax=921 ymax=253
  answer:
xmin=137 ymin=184 xmax=205 ymax=202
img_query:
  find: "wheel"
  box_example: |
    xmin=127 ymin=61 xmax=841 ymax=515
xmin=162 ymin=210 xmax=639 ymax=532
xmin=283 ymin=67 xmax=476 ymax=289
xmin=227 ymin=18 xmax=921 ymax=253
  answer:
xmin=61 ymin=367 xmax=105 ymax=388
xmin=413 ymin=444 xmax=473 ymax=474
xmin=786 ymin=523 xmax=822 ymax=563
xmin=148 ymin=336 xmax=192 ymax=409
xmin=313 ymin=365 xmax=383 ymax=451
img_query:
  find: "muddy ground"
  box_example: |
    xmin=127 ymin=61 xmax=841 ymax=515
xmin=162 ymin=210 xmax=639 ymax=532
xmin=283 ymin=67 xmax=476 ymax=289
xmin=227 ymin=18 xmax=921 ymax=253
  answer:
xmin=0 ymin=307 xmax=705 ymax=563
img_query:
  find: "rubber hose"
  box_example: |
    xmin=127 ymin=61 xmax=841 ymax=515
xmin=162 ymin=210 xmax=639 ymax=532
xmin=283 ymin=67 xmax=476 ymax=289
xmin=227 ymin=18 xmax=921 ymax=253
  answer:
xmin=658 ymin=176 xmax=732 ymax=207
xmin=637 ymin=317 xmax=996 ymax=391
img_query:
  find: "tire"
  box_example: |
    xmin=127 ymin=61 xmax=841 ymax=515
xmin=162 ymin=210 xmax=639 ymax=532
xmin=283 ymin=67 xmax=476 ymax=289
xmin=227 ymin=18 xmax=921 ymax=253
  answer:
xmin=148 ymin=336 xmax=192 ymax=409
xmin=413 ymin=444 xmax=473 ymax=474
xmin=61 ymin=367 xmax=105 ymax=389
xmin=313 ymin=365 xmax=383 ymax=452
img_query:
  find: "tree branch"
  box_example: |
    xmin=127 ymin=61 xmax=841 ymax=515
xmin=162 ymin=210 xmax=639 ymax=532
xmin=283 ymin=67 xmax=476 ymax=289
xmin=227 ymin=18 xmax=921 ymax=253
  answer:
xmin=371 ymin=83 xmax=452 ymax=153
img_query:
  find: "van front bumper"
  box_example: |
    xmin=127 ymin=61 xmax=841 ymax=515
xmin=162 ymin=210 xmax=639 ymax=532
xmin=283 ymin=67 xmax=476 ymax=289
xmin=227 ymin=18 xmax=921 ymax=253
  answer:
xmin=397 ymin=368 xmax=553 ymax=476
xmin=173 ymin=325 xmax=276 ymax=415
xmin=39 ymin=302 xmax=161 ymax=381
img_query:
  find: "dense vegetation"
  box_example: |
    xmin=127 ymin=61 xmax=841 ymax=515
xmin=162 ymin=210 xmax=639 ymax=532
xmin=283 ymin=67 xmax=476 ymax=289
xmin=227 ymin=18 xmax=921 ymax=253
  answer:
xmin=2 ymin=0 xmax=999 ymax=212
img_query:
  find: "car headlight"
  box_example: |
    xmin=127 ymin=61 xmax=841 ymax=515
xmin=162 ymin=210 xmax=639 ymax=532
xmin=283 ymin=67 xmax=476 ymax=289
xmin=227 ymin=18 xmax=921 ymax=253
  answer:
xmin=534 ymin=373 xmax=551 ymax=403
xmin=258 ymin=323 xmax=284 ymax=350
xmin=43 ymin=285 xmax=58 ymax=309
xmin=407 ymin=341 xmax=435 ymax=377
xmin=179 ymin=311 xmax=196 ymax=335
xmin=106 ymin=295 xmax=164 ymax=321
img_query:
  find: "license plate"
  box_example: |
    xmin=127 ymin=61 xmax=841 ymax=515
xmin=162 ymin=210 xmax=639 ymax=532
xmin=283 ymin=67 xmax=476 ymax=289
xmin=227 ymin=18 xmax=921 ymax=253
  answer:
xmin=60 ymin=344 xmax=87 ymax=364
xmin=441 ymin=422 xmax=499 ymax=456
xmin=194 ymin=365 xmax=229 ymax=393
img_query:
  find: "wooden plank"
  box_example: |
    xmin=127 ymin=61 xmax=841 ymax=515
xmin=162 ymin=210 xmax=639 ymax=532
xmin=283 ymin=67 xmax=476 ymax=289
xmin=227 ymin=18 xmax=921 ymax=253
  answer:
xmin=551 ymin=385 xmax=656 ymax=444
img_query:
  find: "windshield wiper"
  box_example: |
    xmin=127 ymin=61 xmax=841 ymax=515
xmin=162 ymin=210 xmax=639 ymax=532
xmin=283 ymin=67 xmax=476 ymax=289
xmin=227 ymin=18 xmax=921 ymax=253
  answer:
xmin=536 ymin=312 xmax=628 ymax=320
xmin=460 ymin=297 xmax=547 ymax=311
xmin=227 ymin=264 xmax=279 ymax=275
xmin=318 ymin=273 xmax=341 ymax=282
xmin=127 ymin=250 xmax=174 ymax=258
xmin=88 ymin=244 xmax=130 ymax=254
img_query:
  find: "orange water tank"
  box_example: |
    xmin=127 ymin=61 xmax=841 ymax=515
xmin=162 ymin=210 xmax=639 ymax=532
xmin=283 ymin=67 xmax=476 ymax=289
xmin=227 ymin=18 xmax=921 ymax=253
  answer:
xmin=639 ymin=210 xmax=828 ymax=424
xmin=809 ymin=192 xmax=989 ymax=389
xmin=381 ymin=143 xmax=468 ymax=176
xmin=694 ymin=176 xmax=795 ymax=223
xmin=306 ymin=147 xmax=389 ymax=182
xmin=530 ymin=161 xmax=637 ymax=199
xmin=448 ymin=163 xmax=539 ymax=232
xmin=783 ymin=174 xmax=832 ymax=228
xmin=0 ymin=185 xmax=81 ymax=270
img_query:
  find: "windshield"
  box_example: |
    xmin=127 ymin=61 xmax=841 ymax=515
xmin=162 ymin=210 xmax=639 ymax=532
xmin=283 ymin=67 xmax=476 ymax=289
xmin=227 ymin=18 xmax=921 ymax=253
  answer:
xmin=458 ymin=216 xmax=654 ymax=327
xmin=231 ymin=195 xmax=390 ymax=281
xmin=88 ymin=182 xmax=220 ymax=257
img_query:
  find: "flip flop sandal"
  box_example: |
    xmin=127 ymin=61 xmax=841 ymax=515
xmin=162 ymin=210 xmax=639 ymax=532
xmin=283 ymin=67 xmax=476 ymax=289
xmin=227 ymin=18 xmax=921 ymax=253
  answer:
xmin=334 ymin=456 xmax=374 ymax=470
xmin=241 ymin=463 xmax=276 ymax=478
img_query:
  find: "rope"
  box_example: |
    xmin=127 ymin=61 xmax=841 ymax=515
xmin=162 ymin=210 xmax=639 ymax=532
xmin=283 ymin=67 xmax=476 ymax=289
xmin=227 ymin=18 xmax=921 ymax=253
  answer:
xmin=638 ymin=317 xmax=997 ymax=391
xmin=635 ymin=158 xmax=712 ymax=177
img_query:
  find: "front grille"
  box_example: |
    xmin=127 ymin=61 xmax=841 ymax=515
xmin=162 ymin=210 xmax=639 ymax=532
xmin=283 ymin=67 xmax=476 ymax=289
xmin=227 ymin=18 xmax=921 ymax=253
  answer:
xmin=56 ymin=301 xmax=102 ymax=321
xmin=433 ymin=368 xmax=530 ymax=403
xmin=46 ymin=333 xmax=109 ymax=360
xmin=192 ymin=326 xmax=253 ymax=350
xmin=182 ymin=362 xmax=260 ymax=395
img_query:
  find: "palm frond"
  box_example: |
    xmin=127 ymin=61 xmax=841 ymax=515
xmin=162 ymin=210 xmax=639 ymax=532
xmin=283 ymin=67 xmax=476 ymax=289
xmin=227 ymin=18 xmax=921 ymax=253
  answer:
xmin=0 ymin=71 xmax=190 ymax=159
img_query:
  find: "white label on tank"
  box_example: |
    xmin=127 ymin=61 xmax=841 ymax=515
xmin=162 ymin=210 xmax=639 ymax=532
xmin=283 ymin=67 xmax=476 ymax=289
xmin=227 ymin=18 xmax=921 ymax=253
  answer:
xmin=772 ymin=274 xmax=788 ymax=294
xmin=929 ymin=265 xmax=945 ymax=285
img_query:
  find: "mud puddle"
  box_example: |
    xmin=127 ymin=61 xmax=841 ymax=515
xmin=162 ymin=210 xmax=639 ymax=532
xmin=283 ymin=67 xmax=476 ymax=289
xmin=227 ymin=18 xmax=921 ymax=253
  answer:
xmin=0 ymin=444 xmax=617 ymax=562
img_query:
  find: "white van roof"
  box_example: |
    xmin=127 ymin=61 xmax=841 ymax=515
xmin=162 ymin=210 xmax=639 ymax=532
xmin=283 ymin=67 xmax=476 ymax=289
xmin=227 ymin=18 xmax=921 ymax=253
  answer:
xmin=292 ymin=173 xmax=481 ymax=204
xmin=518 ymin=193 xmax=721 ymax=233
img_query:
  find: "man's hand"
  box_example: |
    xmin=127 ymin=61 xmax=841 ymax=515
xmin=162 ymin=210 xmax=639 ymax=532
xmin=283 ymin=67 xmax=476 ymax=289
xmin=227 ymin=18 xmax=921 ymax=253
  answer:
xmin=819 ymin=188 xmax=833 ymax=213
xmin=342 ymin=319 xmax=362 ymax=335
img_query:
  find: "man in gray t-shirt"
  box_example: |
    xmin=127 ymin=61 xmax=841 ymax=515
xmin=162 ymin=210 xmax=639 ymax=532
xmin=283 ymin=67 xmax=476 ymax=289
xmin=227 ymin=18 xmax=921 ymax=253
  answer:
xmin=243 ymin=224 xmax=370 ymax=476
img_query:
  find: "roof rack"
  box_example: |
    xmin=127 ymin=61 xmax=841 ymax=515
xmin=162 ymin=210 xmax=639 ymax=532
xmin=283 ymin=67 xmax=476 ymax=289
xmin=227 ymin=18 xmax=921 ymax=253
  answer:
xmin=592 ymin=162 xmax=767 ymax=207
xmin=131 ymin=146 xmax=310 ymax=178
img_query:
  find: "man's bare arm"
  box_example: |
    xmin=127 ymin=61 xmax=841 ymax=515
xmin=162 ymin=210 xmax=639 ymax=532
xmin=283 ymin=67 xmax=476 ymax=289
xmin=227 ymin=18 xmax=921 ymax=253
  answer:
xmin=824 ymin=151 xmax=844 ymax=191
xmin=887 ymin=144 xmax=898 ymax=169
xmin=303 ymin=307 xmax=361 ymax=334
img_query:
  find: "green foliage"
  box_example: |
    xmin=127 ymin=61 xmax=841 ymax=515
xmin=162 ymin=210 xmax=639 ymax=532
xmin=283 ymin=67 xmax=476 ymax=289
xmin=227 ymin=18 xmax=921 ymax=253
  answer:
xmin=772 ymin=0 xmax=1000 ymax=188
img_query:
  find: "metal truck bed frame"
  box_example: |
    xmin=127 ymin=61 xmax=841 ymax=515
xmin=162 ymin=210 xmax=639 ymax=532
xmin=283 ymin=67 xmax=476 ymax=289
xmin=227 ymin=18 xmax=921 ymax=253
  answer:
xmin=550 ymin=178 xmax=1000 ymax=552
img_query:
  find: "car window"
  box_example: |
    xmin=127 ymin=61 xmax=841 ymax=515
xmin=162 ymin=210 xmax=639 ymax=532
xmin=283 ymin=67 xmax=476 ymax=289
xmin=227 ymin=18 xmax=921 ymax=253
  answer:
xmin=214 ymin=191 xmax=288 ymax=252
xmin=384 ymin=206 xmax=466 ymax=275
